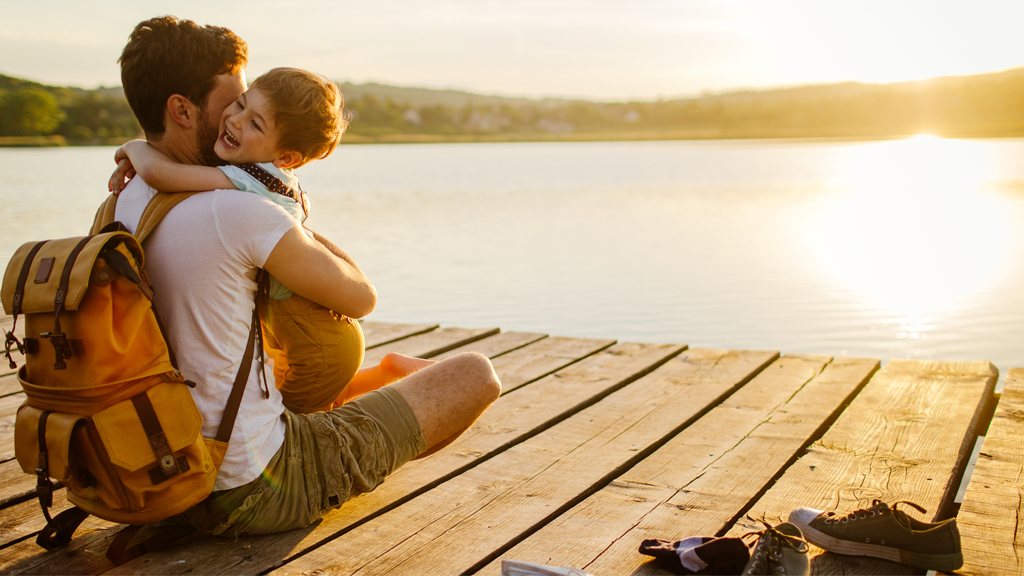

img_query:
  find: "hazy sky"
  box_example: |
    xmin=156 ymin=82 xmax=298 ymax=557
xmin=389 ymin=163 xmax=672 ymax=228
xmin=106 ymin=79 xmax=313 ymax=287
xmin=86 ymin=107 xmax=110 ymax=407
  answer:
xmin=3 ymin=0 xmax=1023 ymax=101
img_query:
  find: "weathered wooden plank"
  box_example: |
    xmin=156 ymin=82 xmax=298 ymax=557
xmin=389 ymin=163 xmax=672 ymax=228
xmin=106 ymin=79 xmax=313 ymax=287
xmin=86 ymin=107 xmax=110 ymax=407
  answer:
xmin=436 ymin=331 xmax=548 ymax=360
xmin=108 ymin=342 xmax=686 ymax=576
xmin=0 ymin=393 xmax=24 ymax=461
xmin=0 ymin=487 xmax=73 ymax=547
xmin=359 ymin=321 xmax=438 ymax=349
xmin=490 ymin=336 xmax=616 ymax=393
xmin=726 ymin=359 xmax=997 ymax=574
xmin=0 ymin=459 xmax=44 ymax=510
xmin=482 ymin=356 xmax=879 ymax=576
xmin=265 ymin=344 xmax=775 ymax=576
xmin=957 ymin=367 xmax=1024 ymax=576
xmin=0 ymin=510 xmax=119 ymax=575
xmin=362 ymin=326 xmax=499 ymax=366
xmin=0 ymin=373 xmax=20 ymax=398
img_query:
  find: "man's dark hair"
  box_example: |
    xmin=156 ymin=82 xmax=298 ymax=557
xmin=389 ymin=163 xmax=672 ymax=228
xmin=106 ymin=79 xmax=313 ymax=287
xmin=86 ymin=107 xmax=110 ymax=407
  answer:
xmin=119 ymin=16 xmax=248 ymax=137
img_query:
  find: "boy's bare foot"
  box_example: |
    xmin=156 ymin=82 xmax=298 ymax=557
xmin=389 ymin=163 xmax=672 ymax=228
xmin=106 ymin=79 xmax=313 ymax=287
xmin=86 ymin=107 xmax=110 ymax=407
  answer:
xmin=380 ymin=353 xmax=438 ymax=382
xmin=333 ymin=353 xmax=439 ymax=407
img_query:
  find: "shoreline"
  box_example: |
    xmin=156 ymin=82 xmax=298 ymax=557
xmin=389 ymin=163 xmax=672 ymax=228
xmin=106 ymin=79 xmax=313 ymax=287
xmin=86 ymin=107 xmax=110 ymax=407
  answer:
xmin=5 ymin=130 xmax=1024 ymax=149
xmin=0 ymin=135 xmax=67 ymax=147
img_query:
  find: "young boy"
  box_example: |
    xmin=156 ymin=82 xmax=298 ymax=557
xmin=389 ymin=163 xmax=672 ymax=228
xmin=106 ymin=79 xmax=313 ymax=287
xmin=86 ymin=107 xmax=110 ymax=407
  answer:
xmin=111 ymin=67 xmax=433 ymax=413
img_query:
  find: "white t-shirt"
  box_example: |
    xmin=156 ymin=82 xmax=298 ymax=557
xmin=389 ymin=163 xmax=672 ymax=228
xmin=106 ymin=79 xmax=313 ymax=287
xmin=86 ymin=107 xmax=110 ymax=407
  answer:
xmin=217 ymin=162 xmax=310 ymax=301
xmin=114 ymin=177 xmax=296 ymax=490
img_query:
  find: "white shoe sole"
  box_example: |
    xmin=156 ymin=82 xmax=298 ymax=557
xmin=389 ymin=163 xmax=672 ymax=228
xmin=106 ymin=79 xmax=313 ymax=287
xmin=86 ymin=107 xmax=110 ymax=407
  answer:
xmin=787 ymin=507 xmax=962 ymax=572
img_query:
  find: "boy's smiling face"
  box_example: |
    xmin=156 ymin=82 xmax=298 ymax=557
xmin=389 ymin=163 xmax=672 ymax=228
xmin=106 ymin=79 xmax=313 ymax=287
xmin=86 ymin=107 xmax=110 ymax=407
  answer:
xmin=215 ymin=87 xmax=292 ymax=166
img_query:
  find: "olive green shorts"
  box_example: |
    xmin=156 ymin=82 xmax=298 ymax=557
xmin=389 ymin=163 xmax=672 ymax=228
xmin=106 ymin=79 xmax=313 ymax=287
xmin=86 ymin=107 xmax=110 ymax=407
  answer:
xmin=163 ymin=386 xmax=425 ymax=537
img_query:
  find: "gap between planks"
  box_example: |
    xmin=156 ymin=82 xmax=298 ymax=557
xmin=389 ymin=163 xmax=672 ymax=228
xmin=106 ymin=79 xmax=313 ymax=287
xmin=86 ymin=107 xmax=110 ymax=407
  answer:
xmin=956 ymin=367 xmax=1024 ymax=576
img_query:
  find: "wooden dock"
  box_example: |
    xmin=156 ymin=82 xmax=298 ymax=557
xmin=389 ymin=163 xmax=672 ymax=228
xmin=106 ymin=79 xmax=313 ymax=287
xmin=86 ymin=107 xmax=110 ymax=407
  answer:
xmin=0 ymin=315 xmax=1021 ymax=575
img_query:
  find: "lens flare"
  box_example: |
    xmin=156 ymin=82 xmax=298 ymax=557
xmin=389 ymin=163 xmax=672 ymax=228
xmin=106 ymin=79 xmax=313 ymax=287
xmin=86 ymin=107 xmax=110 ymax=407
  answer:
xmin=806 ymin=136 xmax=1013 ymax=318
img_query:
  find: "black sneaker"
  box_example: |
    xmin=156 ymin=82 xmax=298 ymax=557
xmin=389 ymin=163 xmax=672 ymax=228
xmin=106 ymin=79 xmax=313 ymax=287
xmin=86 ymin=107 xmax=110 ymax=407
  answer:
xmin=788 ymin=499 xmax=962 ymax=571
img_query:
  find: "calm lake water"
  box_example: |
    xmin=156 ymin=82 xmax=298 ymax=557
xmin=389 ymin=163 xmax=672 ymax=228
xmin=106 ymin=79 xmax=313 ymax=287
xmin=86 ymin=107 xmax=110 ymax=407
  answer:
xmin=2 ymin=137 xmax=1023 ymax=378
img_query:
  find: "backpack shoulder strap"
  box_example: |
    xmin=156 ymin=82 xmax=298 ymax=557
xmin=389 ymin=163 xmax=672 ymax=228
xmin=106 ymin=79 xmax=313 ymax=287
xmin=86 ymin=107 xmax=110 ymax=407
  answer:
xmin=90 ymin=194 xmax=119 ymax=235
xmin=135 ymin=192 xmax=203 ymax=244
xmin=89 ymin=191 xmax=202 ymax=242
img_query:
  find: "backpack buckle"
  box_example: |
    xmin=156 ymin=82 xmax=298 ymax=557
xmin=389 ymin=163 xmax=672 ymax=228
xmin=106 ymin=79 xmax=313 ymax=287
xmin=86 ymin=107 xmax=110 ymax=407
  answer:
xmin=39 ymin=332 xmax=74 ymax=370
xmin=35 ymin=468 xmax=54 ymax=508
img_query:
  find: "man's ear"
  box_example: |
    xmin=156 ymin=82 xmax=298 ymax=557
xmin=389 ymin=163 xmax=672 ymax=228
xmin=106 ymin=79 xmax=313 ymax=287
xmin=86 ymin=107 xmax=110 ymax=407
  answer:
xmin=166 ymin=94 xmax=195 ymax=129
xmin=273 ymin=150 xmax=304 ymax=169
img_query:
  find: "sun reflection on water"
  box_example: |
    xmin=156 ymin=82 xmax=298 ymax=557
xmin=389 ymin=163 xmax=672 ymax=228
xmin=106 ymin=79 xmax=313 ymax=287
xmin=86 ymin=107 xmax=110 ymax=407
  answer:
xmin=808 ymin=136 xmax=1014 ymax=324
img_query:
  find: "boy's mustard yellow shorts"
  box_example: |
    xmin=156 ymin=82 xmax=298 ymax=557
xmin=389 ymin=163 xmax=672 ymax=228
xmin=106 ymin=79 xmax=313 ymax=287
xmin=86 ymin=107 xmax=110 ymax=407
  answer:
xmin=262 ymin=293 xmax=365 ymax=414
xmin=162 ymin=386 xmax=426 ymax=536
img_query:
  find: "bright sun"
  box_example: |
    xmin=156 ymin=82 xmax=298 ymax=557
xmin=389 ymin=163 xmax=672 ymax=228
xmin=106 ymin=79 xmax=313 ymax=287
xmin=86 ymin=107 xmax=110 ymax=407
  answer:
xmin=807 ymin=136 xmax=1013 ymax=318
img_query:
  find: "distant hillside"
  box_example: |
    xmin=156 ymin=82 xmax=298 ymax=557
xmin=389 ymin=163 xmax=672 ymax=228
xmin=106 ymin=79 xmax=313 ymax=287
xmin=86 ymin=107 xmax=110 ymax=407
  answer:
xmin=0 ymin=73 xmax=139 ymax=144
xmin=336 ymin=67 xmax=1024 ymax=141
xmin=673 ymin=67 xmax=1024 ymax=138
xmin=336 ymin=82 xmax=576 ymax=109
xmin=3 ymin=67 xmax=1024 ymax=144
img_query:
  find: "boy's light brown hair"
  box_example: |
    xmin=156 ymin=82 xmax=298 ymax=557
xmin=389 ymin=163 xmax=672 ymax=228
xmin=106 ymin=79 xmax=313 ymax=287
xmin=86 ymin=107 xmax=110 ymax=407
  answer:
xmin=251 ymin=68 xmax=346 ymax=167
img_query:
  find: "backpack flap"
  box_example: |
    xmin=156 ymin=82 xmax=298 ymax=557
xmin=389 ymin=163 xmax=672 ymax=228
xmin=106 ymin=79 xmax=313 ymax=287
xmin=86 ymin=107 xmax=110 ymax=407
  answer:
xmin=92 ymin=380 xmax=203 ymax=474
xmin=3 ymin=232 xmax=172 ymax=387
xmin=1 ymin=232 xmax=142 ymax=316
xmin=75 ymin=380 xmax=220 ymax=523
xmin=15 ymin=405 xmax=86 ymax=480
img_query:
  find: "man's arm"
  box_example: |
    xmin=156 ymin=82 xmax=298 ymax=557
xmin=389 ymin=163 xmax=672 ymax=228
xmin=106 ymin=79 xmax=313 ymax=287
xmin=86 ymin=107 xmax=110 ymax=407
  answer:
xmin=264 ymin=224 xmax=377 ymax=318
xmin=308 ymin=229 xmax=360 ymax=267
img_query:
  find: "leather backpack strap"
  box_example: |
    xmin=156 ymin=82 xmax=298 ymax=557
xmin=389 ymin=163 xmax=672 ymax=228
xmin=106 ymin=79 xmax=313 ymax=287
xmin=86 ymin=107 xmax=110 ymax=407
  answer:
xmin=90 ymin=191 xmax=202 ymax=242
xmin=215 ymin=271 xmax=267 ymax=443
xmin=135 ymin=192 xmax=203 ymax=244
xmin=37 ymin=507 xmax=90 ymax=550
xmin=105 ymin=522 xmax=203 ymax=566
xmin=89 ymin=194 xmax=119 ymax=235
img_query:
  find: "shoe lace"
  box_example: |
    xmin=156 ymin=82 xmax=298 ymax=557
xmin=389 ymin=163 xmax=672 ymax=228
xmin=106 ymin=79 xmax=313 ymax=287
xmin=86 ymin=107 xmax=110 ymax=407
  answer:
xmin=741 ymin=522 xmax=809 ymax=575
xmin=822 ymin=498 xmax=928 ymax=524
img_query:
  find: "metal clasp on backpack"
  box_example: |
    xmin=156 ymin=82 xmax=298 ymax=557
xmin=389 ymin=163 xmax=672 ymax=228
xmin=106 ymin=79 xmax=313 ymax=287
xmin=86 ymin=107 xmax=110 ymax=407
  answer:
xmin=39 ymin=332 xmax=74 ymax=370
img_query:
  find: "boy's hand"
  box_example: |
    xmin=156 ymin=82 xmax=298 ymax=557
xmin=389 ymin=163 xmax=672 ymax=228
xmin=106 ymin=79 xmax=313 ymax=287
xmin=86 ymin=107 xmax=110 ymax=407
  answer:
xmin=109 ymin=156 xmax=136 ymax=196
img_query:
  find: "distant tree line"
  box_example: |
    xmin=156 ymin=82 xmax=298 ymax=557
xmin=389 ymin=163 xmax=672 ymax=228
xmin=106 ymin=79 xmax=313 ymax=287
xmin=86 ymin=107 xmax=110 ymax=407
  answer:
xmin=0 ymin=75 xmax=140 ymax=142
xmin=343 ymin=68 xmax=1024 ymax=140
xmin=4 ymin=68 xmax=1024 ymax=144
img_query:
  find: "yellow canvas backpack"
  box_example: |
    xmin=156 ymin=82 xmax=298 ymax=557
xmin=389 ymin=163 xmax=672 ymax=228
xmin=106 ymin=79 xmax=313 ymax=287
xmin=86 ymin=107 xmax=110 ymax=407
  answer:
xmin=1 ymin=193 xmax=260 ymax=550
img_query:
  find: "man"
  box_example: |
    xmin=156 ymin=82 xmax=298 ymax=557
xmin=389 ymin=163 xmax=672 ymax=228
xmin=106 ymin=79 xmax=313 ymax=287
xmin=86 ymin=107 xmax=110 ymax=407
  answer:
xmin=109 ymin=16 xmax=500 ymax=536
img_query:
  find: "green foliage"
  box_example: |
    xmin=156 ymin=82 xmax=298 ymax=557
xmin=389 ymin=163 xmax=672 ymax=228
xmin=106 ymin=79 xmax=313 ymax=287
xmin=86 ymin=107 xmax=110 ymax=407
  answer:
xmin=3 ymin=68 xmax=1024 ymax=145
xmin=0 ymin=88 xmax=64 ymax=136
xmin=55 ymin=92 xmax=140 ymax=142
xmin=338 ymin=67 xmax=1024 ymax=140
xmin=0 ymin=74 xmax=140 ymax=143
